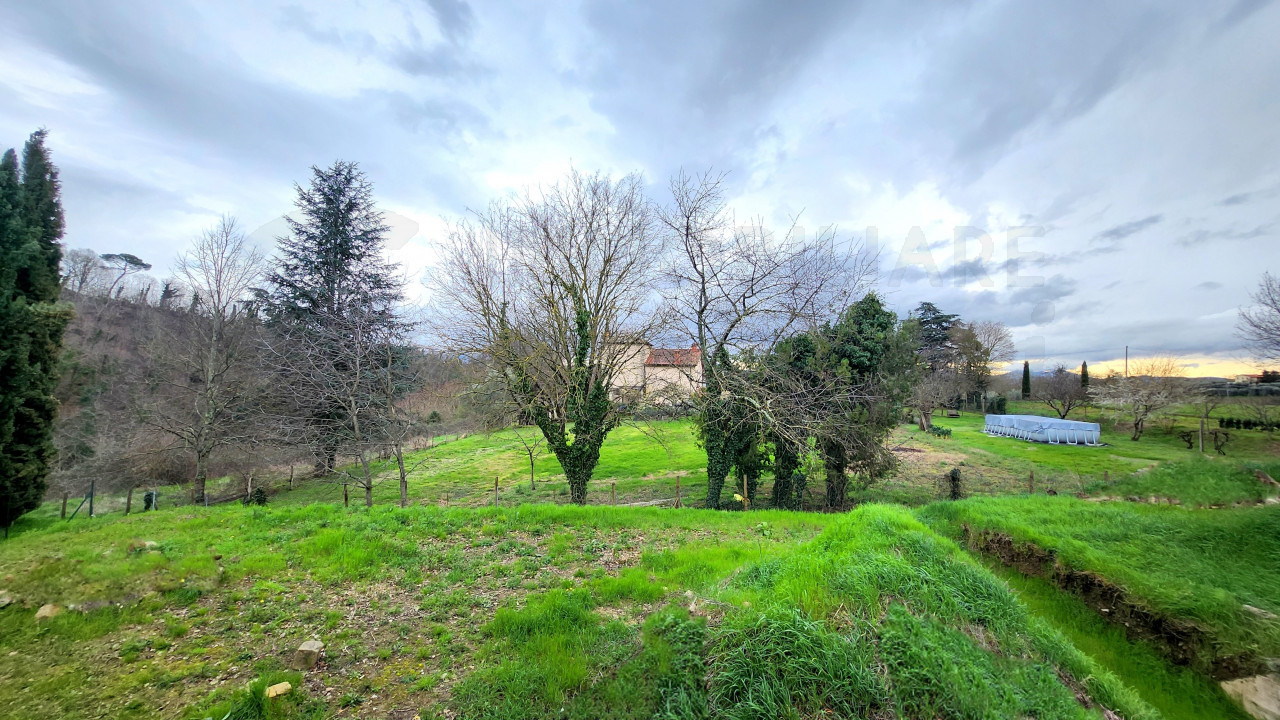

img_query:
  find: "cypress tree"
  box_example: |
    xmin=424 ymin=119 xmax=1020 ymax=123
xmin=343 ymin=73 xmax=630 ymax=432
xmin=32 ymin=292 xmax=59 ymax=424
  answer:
xmin=1021 ymin=360 xmax=1031 ymax=397
xmin=0 ymin=130 xmax=72 ymax=532
xmin=1081 ymin=361 xmax=1089 ymax=388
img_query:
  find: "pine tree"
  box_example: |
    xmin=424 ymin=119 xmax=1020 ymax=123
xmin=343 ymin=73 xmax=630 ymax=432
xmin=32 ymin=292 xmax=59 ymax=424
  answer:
xmin=1021 ymin=360 xmax=1031 ymax=397
xmin=0 ymin=131 xmax=72 ymax=532
xmin=1080 ymin=361 xmax=1089 ymax=388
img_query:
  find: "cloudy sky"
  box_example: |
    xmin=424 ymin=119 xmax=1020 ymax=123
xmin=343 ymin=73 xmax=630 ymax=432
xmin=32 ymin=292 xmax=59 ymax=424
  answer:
xmin=2 ymin=0 xmax=1278 ymax=376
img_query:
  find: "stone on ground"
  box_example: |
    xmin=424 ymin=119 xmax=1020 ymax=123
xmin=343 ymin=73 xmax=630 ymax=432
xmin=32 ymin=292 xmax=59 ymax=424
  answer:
xmin=1221 ymin=674 xmax=1280 ymax=720
xmin=34 ymin=604 xmax=60 ymax=622
xmin=291 ymin=639 xmax=324 ymax=670
xmin=265 ymin=681 xmax=292 ymax=698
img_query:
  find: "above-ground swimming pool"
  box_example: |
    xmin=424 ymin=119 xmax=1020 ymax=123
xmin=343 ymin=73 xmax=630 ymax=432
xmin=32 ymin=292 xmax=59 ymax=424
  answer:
xmin=983 ymin=414 xmax=1101 ymax=445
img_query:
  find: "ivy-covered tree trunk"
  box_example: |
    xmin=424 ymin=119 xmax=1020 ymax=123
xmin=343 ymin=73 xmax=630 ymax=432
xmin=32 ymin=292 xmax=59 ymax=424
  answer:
xmin=522 ymin=303 xmax=616 ymax=506
xmin=820 ymin=436 xmax=849 ymax=510
xmin=770 ymin=436 xmax=802 ymax=510
xmin=698 ymin=362 xmax=736 ymax=510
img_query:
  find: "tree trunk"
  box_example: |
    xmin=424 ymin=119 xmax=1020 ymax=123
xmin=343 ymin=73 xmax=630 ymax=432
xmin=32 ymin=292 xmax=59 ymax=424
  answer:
xmin=528 ymin=451 xmax=536 ymax=490
xmin=771 ymin=438 xmax=800 ymax=510
xmin=565 ymin=463 xmax=592 ymax=505
xmin=1131 ymin=416 xmax=1144 ymax=441
xmin=702 ymin=427 xmax=733 ymax=510
xmin=359 ymin=454 xmax=373 ymax=508
xmin=193 ymin=449 xmax=209 ymax=505
xmin=396 ymin=445 xmax=408 ymax=508
xmin=822 ymin=439 xmax=848 ymax=510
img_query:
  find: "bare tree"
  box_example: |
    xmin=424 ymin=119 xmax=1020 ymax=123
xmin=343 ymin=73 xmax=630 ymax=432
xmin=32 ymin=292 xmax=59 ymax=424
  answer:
xmin=1089 ymin=356 xmax=1188 ymax=441
xmin=373 ymin=334 xmax=439 ymax=508
xmin=659 ymin=170 xmax=875 ymax=507
xmin=60 ymin=248 xmax=108 ymax=294
xmin=432 ymin=169 xmax=661 ymax=504
xmin=1031 ymin=365 xmax=1087 ymax=419
xmin=136 ymin=217 xmax=265 ymax=504
xmin=1239 ymin=272 xmax=1280 ymax=361
xmin=1188 ymin=392 xmax=1222 ymax=453
xmin=264 ymin=302 xmax=412 ymax=507
xmin=1239 ymin=395 xmax=1279 ymax=431
xmin=911 ymin=369 xmax=957 ymax=430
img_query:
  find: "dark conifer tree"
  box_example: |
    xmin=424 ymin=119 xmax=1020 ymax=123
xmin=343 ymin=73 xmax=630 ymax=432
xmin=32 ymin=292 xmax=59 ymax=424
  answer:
xmin=266 ymin=160 xmax=400 ymax=328
xmin=1021 ymin=360 xmax=1032 ymax=397
xmin=265 ymin=161 xmax=404 ymax=473
xmin=912 ymin=301 xmax=959 ymax=370
xmin=0 ymin=131 xmax=71 ymax=531
xmin=1080 ymin=361 xmax=1089 ymax=388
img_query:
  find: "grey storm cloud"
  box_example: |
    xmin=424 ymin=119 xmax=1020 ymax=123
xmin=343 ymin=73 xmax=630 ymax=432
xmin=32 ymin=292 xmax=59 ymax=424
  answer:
xmin=3 ymin=0 xmax=1280 ymax=372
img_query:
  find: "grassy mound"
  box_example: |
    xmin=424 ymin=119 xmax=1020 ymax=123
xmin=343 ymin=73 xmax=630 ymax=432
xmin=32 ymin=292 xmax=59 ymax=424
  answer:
xmin=920 ymin=493 xmax=1280 ymax=676
xmin=704 ymin=505 xmax=1157 ymax=719
xmin=0 ymin=497 xmax=1170 ymax=719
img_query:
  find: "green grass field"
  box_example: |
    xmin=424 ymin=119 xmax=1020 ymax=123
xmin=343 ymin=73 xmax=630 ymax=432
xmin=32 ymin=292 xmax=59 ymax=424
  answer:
xmin=920 ymin=493 xmax=1280 ymax=673
xmin=0 ymin=498 xmax=1177 ymax=719
xmin=3 ymin=404 xmax=1278 ymax=718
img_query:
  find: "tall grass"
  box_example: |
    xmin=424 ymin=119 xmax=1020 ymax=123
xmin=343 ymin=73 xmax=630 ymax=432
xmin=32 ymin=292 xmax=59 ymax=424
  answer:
xmin=920 ymin=493 xmax=1280 ymax=664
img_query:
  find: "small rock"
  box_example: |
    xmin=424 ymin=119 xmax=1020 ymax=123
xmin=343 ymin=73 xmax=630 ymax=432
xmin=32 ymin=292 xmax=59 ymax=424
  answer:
xmin=1220 ymin=674 xmax=1280 ymax=720
xmin=0 ymin=590 xmax=12 ymax=608
xmin=291 ymin=639 xmax=324 ymax=670
xmin=265 ymin=681 xmax=292 ymax=698
xmin=35 ymin=604 xmax=60 ymax=622
xmin=1246 ymin=605 xmax=1279 ymax=621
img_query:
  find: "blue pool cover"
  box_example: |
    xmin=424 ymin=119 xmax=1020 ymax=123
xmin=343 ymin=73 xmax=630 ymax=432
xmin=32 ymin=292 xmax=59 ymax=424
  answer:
xmin=983 ymin=414 xmax=1101 ymax=445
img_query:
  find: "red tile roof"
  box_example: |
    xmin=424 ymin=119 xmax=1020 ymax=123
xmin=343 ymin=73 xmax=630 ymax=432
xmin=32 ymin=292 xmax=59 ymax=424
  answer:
xmin=645 ymin=344 xmax=701 ymax=367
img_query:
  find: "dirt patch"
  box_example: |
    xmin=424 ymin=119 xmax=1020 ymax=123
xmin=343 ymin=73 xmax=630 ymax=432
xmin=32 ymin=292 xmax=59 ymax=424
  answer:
xmin=962 ymin=525 xmax=1266 ymax=681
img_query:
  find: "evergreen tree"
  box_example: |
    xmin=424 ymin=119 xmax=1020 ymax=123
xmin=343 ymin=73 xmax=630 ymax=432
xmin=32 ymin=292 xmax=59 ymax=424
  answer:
xmin=1021 ymin=360 xmax=1031 ymax=397
xmin=265 ymin=160 xmax=404 ymax=473
xmin=0 ymin=131 xmax=72 ymax=531
xmin=266 ymin=160 xmax=400 ymax=327
xmin=912 ymin=301 xmax=959 ymax=370
xmin=1080 ymin=361 xmax=1089 ymax=388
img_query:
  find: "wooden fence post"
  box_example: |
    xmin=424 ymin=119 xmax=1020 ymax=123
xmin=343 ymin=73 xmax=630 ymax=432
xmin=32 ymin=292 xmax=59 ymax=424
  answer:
xmin=60 ymin=493 xmax=68 ymax=520
xmin=1028 ymin=470 xmax=1035 ymax=494
xmin=494 ymin=476 xmax=499 ymax=508
xmin=289 ymin=465 xmax=295 ymax=490
xmin=1104 ymin=470 xmax=1109 ymax=484
xmin=675 ymin=476 xmax=681 ymax=508
xmin=611 ymin=482 xmax=616 ymax=506
xmin=125 ymin=486 xmax=134 ymax=515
